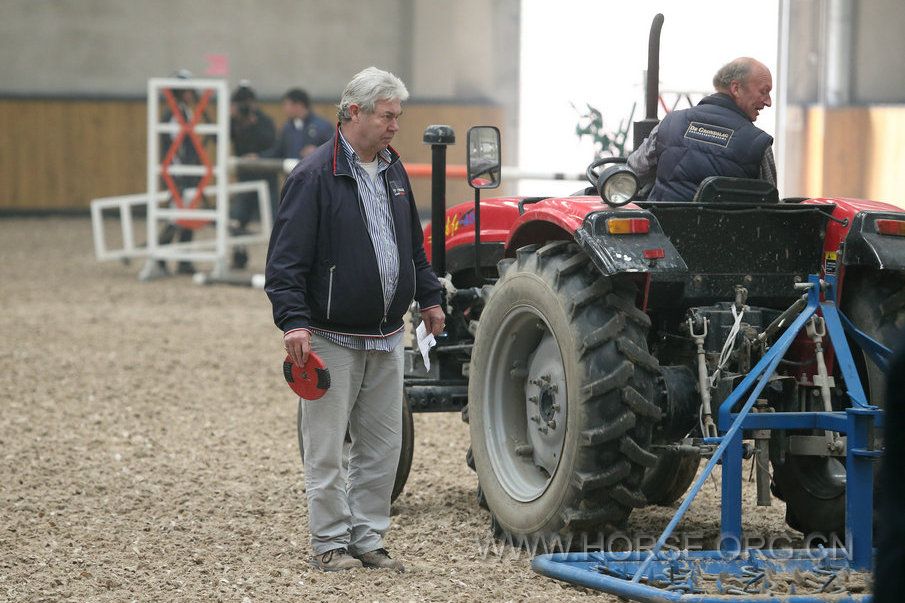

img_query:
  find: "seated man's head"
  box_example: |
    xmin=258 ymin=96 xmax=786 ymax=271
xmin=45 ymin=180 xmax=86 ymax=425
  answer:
xmin=282 ymin=88 xmax=311 ymax=121
xmin=713 ymin=58 xmax=772 ymax=122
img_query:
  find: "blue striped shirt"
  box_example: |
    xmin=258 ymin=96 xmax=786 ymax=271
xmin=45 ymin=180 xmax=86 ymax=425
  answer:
xmin=310 ymin=130 xmax=403 ymax=351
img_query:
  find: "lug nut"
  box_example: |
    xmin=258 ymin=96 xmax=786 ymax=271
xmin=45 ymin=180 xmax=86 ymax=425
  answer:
xmin=551 ymin=404 xmax=560 ymax=412
xmin=547 ymin=419 xmax=557 ymax=429
xmin=528 ymin=395 xmax=538 ymax=404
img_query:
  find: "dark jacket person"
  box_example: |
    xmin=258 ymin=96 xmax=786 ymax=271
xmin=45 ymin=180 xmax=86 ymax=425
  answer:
xmin=265 ymin=67 xmax=444 ymax=573
xmin=628 ymin=57 xmax=776 ymax=201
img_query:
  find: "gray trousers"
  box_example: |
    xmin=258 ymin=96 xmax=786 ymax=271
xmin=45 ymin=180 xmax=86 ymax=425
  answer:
xmin=300 ymin=334 xmax=403 ymax=555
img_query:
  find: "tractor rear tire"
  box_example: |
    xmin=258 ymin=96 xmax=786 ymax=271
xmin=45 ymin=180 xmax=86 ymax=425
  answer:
xmin=641 ymin=449 xmax=700 ymax=506
xmin=468 ymin=242 xmax=660 ymax=547
xmin=296 ymin=395 xmax=414 ymax=503
xmin=772 ymin=270 xmax=905 ymax=535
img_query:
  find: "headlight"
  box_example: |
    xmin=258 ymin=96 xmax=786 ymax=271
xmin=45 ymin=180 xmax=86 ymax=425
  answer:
xmin=597 ymin=165 xmax=638 ymax=207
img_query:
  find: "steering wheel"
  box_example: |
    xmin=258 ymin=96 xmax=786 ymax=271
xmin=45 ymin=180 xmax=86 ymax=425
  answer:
xmin=585 ymin=156 xmax=627 ymax=188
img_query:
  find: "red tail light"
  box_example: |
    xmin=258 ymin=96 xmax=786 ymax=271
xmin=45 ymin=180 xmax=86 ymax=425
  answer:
xmin=606 ymin=218 xmax=650 ymax=235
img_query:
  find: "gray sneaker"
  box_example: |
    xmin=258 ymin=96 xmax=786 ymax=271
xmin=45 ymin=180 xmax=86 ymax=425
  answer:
xmin=309 ymin=547 xmax=363 ymax=572
xmin=355 ymin=548 xmax=405 ymax=572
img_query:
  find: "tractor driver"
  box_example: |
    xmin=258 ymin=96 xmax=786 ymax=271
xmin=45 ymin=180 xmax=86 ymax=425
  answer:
xmin=627 ymin=57 xmax=776 ymax=201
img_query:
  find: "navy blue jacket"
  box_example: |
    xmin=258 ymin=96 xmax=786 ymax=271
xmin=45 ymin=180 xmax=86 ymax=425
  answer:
xmin=648 ymin=93 xmax=773 ymax=201
xmin=265 ymin=128 xmax=442 ymax=337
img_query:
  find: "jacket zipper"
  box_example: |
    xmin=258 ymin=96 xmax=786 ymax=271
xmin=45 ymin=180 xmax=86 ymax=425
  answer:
xmin=326 ymin=265 xmax=336 ymax=320
xmin=411 ymin=259 xmax=417 ymax=303
xmin=378 ymin=169 xmax=397 ymax=337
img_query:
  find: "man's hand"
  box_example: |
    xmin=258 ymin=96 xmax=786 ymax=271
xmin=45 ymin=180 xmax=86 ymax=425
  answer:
xmin=420 ymin=306 xmax=446 ymax=337
xmin=284 ymin=329 xmax=311 ymax=368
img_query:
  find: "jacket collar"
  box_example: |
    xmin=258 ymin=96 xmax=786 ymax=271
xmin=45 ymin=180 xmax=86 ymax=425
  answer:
xmin=698 ymin=92 xmax=751 ymax=122
xmin=331 ymin=124 xmax=400 ymax=177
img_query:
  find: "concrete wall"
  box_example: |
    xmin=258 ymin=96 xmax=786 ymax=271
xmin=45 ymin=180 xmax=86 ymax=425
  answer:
xmin=0 ymin=0 xmax=518 ymax=106
xmin=410 ymin=0 xmax=520 ymax=153
xmin=0 ymin=1 xmax=404 ymax=98
xmin=780 ymin=0 xmax=905 ymax=201
xmin=784 ymin=0 xmax=905 ymax=105
xmin=0 ymin=0 xmax=520 ymax=209
xmin=852 ymin=0 xmax=905 ymax=103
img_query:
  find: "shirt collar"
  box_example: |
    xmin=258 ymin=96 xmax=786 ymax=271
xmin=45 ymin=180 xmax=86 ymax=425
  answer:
xmin=337 ymin=128 xmax=392 ymax=167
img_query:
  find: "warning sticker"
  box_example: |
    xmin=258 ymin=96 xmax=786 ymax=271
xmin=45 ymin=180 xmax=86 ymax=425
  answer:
xmin=684 ymin=122 xmax=734 ymax=147
xmin=825 ymin=251 xmax=838 ymax=275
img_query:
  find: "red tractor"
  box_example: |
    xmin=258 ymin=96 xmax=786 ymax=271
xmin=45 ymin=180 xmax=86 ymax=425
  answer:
xmin=372 ymin=15 xmax=905 ymax=546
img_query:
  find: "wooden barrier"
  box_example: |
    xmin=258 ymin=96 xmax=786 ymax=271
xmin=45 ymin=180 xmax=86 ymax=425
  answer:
xmin=6 ymin=97 xmax=904 ymax=212
xmin=801 ymin=105 xmax=905 ymax=208
xmin=0 ymin=98 xmax=504 ymax=211
xmin=0 ymin=99 xmax=147 ymax=210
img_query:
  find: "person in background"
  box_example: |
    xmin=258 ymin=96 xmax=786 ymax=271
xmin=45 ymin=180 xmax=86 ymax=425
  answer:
xmin=229 ymin=81 xmax=276 ymax=269
xmin=265 ymin=67 xmax=444 ymax=572
xmin=628 ymin=57 xmax=776 ymax=200
xmin=262 ymin=88 xmax=334 ymax=161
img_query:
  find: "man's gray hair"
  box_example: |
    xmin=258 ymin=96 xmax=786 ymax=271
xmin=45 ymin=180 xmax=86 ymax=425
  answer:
xmin=337 ymin=66 xmax=409 ymax=122
xmin=712 ymin=58 xmax=755 ymax=92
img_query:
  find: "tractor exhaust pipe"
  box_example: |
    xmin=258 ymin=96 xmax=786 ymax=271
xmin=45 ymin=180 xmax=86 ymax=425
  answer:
xmin=645 ymin=13 xmax=665 ymax=120
xmin=423 ymin=125 xmax=456 ymax=277
xmin=633 ymin=13 xmax=664 ymax=150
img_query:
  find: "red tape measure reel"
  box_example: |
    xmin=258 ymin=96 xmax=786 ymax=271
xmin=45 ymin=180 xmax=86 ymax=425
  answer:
xmin=283 ymin=352 xmax=331 ymax=400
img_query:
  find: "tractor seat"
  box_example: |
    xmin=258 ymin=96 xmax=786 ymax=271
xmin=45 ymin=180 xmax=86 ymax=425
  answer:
xmin=692 ymin=176 xmax=779 ymax=204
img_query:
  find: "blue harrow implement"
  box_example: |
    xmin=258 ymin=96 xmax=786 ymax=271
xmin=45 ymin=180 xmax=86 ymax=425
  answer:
xmin=532 ymin=274 xmax=888 ymax=602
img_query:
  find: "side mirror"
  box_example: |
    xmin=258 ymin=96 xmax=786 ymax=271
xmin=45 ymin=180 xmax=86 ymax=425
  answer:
xmin=466 ymin=126 xmax=501 ymax=189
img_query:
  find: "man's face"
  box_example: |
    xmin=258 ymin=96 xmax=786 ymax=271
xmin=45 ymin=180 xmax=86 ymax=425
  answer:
xmin=731 ymin=64 xmax=772 ymax=122
xmin=353 ymin=98 xmax=402 ymax=153
xmin=282 ymin=100 xmax=307 ymax=120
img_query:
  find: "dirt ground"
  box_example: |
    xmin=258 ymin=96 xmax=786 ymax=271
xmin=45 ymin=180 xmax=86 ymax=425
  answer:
xmin=0 ymin=217 xmax=852 ymax=602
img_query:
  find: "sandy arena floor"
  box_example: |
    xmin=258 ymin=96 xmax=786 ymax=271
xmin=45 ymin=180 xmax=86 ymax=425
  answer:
xmin=1 ymin=217 xmax=828 ymax=602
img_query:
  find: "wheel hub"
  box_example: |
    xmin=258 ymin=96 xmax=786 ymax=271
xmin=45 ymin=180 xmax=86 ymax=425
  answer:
xmin=525 ymin=333 xmax=566 ymax=477
xmin=482 ymin=304 xmax=569 ymax=502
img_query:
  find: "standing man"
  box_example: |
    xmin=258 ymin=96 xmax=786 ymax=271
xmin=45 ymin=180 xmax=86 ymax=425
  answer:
xmin=628 ymin=57 xmax=776 ymax=200
xmin=265 ymin=67 xmax=444 ymax=572
xmin=263 ymin=88 xmax=334 ymax=161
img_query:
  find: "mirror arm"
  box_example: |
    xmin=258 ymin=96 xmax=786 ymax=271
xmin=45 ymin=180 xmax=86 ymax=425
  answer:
xmin=474 ymin=187 xmax=482 ymax=283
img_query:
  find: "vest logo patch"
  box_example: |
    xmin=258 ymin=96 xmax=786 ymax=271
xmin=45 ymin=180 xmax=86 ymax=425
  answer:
xmin=684 ymin=122 xmax=734 ymax=147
